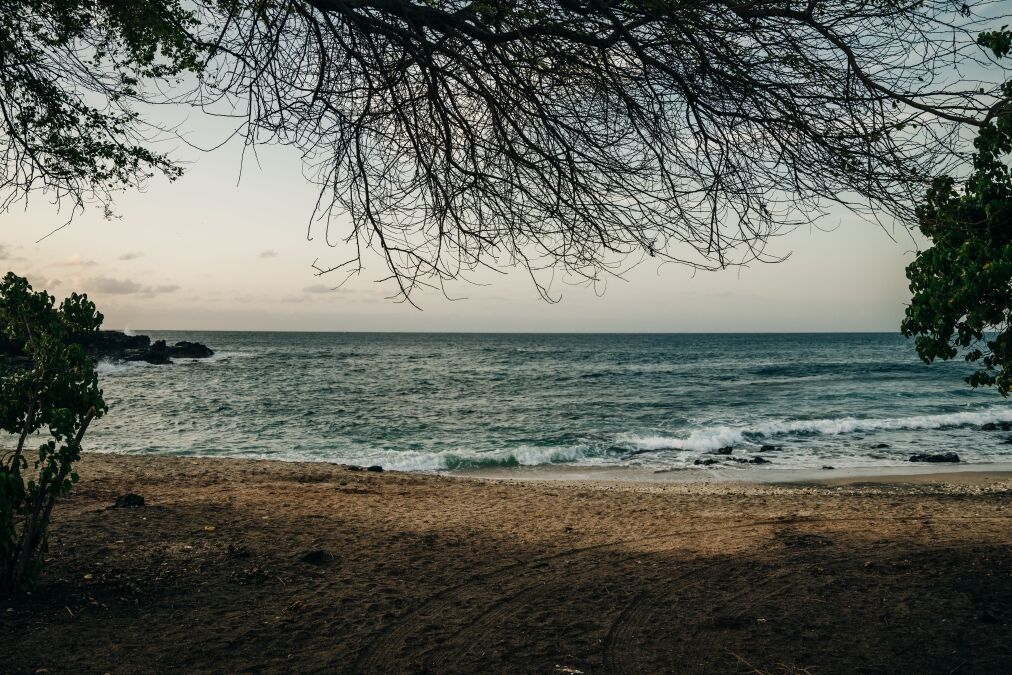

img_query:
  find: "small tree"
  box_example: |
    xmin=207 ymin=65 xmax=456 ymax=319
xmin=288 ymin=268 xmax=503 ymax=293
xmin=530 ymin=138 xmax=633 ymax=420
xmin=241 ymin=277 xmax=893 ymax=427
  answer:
xmin=902 ymin=31 xmax=1012 ymax=395
xmin=0 ymin=272 xmax=106 ymax=593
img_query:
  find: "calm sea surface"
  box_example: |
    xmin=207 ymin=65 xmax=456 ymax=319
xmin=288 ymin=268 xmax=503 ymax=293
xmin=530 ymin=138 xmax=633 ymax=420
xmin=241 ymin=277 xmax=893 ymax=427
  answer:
xmin=90 ymin=332 xmax=1012 ymax=473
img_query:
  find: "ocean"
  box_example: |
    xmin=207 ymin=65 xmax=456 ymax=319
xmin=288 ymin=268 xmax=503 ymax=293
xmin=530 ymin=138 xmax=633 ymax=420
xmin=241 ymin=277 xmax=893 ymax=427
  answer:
xmin=90 ymin=332 xmax=1012 ymax=474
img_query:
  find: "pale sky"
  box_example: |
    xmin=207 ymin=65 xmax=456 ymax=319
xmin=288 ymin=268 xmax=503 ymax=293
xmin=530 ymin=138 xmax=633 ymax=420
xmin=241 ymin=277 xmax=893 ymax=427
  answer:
xmin=0 ymin=116 xmax=923 ymax=333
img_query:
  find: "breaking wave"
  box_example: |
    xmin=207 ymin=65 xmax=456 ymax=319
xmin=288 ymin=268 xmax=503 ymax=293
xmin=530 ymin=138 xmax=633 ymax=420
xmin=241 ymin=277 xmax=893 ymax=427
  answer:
xmin=622 ymin=407 xmax=1012 ymax=453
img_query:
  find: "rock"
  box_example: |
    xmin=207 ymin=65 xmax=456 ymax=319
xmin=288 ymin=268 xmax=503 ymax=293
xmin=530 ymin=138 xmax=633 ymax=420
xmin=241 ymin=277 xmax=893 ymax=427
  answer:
xmin=113 ymin=493 xmax=145 ymax=508
xmin=759 ymin=444 xmax=781 ymax=452
xmin=909 ymin=452 xmax=960 ymax=463
xmin=83 ymin=330 xmax=150 ymax=354
xmin=126 ymin=339 xmax=171 ymax=364
xmin=872 ymin=443 xmax=891 ymax=449
xmin=981 ymin=422 xmax=1012 ymax=431
xmin=366 ymin=465 xmax=384 ymax=472
xmin=694 ymin=458 xmax=720 ymax=466
xmin=749 ymin=456 xmax=771 ymax=465
xmin=168 ymin=340 xmax=214 ymax=358
xmin=297 ymin=549 xmax=335 ymax=565
xmin=345 ymin=465 xmax=363 ymax=471
xmin=822 ymin=465 xmax=835 ymax=470
xmin=713 ymin=446 xmax=733 ymax=455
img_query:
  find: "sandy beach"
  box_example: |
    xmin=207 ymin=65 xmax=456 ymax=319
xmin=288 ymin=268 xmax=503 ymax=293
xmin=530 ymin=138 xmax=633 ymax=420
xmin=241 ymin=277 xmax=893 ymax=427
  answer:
xmin=4 ymin=453 xmax=1011 ymax=674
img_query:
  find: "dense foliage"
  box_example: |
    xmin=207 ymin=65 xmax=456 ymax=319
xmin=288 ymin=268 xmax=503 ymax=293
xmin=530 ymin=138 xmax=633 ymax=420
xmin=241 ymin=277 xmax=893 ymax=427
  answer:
xmin=902 ymin=31 xmax=1012 ymax=394
xmin=0 ymin=273 xmax=106 ymax=593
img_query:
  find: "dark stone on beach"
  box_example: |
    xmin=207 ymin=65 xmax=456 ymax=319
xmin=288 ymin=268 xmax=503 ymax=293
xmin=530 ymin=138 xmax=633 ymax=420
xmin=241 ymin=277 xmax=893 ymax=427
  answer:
xmin=345 ymin=465 xmax=363 ymax=471
xmin=909 ymin=452 xmax=960 ymax=463
xmin=366 ymin=465 xmax=384 ymax=472
xmin=760 ymin=444 xmax=781 ymax=452
xmin=822 ymin=465 xmax=835 ymax=470
xmin=168 ymin=340 xmax=214 ymax=358
xmin=713 ymin=446 xmax=733 ymax=455
xmin=749 ymin=456 xmax=771 ymax=465
xmin=694 ymin=458 xmax=720 ymax=466
xmin=297 ymin=549 xmax=335 ymax=565
xmin=113 ymin=493 xmax=145 ymax=508
xmin=872 ymin=443 xmax=891 ymax=449
xmin=981 ymin=422 xmax=1012 ymax=431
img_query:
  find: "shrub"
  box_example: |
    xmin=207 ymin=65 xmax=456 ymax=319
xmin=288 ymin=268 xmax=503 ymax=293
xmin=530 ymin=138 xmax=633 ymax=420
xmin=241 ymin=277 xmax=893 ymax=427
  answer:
xmin=0 ymin=272 xmax=106 ymax=593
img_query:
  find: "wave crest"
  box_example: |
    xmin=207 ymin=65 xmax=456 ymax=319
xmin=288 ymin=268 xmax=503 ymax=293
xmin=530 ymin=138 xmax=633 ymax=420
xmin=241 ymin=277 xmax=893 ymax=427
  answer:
xmin=623 ymin=407 xmax=1012 ymax=453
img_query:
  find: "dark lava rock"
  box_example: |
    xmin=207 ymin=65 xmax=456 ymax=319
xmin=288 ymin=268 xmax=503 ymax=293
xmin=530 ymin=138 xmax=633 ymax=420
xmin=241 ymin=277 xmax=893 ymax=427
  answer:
xmin=126 ymin=339 xmax=171 ymax=364
xmin=872 ymin=443 xmax=891 ymax=449
xmin=297 ymin=549 xmax=335 ymax=565
xmin=168 ymin=340 xmax=214 ymax=358
xmin=694 ymin=458 xmax=720 ymax=466
xmin=84 ymin=330 xmax=151 ymax=354
xmin=749 ymin=456 xmax=771 ymax=465
xmin=345 ymin=465 xmax=363 ymax=471
xmin=981 ymin=421 xmax=1012 ymax=431
xmin=822 ymin=465 xmax=836 ymax=470
xmin=759 ymin=444 xmax=781 ymax=452
xmin=113 ymin=493 xmax=145 ymax=508
xmin=713 ymin=446 xmax=733 ymax=455
xmin=909 ymin=452 xmax=960 ymax=463
xmin=366 ymin=465 xmax=384 ymax=472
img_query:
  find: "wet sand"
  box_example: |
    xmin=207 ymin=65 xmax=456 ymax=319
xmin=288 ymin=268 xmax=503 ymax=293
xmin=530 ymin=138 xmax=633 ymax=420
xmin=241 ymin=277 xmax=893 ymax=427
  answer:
xmin=4 ymin=453 xmax=1011 ymax=674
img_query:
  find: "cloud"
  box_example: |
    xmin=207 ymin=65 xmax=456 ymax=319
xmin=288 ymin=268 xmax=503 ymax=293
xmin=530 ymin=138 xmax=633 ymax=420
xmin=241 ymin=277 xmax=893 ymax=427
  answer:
xmin=83 ymin=277 xmax=181 ymax=296
xmin=302 ymin=284 xmax=333 ymax=294
xmin=118 ymin=252 xmax=144 ymax=261
xmin=259 ymin=250 xmax=278 ymax=258
xmin=56 ymin=254 xmax=98 ymax=267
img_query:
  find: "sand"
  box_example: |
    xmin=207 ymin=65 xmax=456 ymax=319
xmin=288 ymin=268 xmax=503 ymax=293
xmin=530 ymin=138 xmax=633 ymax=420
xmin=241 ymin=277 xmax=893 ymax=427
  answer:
xmin=3 ymin=454 xmax=1011 ymax=674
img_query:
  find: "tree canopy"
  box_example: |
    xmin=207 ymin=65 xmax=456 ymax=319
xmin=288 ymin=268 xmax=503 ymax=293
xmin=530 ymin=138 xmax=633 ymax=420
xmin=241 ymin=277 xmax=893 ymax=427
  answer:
xmin=902 ymin=30 xmax=1012 ymax=395
xmin=2 ymin=1 xmax=1009 ymax=300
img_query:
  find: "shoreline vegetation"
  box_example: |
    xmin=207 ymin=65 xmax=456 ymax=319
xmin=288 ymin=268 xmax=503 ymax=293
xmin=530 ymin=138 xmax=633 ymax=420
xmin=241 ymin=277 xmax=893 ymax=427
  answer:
xmin=3 ymin=453 xmax=1010 ymax=673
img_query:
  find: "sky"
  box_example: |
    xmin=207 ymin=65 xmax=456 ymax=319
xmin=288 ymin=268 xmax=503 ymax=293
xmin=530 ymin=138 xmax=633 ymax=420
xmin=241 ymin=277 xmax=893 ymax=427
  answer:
xmin=0 ymin=118 xmax=924 ymax=333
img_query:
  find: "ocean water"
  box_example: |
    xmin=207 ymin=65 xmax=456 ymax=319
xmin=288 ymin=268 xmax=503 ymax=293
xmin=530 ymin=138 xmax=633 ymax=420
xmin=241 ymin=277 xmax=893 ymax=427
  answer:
xmin=89 ymin=332 xmax=1012 ymax=474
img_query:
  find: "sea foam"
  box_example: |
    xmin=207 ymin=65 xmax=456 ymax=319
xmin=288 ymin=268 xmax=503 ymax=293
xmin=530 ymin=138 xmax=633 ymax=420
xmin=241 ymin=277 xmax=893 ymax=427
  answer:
xmin=623 ymin=407 xmax=1012 ymax=453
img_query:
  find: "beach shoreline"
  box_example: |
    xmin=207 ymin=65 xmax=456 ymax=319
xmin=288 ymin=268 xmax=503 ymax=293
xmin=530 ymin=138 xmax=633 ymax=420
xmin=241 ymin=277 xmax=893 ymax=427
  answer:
xmin=4 ymin=452 xmax=1011 ymax=673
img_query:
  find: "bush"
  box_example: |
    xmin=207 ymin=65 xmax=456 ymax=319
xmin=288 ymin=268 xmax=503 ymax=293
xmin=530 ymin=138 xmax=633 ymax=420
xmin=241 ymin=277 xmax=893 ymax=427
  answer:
xmin=0 ymin=272 xmax=106 ymax=593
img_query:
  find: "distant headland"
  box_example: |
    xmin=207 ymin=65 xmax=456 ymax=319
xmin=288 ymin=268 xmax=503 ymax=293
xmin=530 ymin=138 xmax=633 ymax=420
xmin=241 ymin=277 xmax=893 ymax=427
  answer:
xmin=1 ymin=330 xmax=214 ymax=366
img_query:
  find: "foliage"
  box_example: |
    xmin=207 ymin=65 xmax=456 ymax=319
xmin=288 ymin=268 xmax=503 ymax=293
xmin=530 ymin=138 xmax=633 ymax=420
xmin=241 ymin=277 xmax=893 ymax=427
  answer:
xmin=902 ymin=29 xmax=1012 ymax=394
xmin=0 ymin=272 xmax=106 ymax=593
xmin=0 ymin=0 xmax=204 ymax=211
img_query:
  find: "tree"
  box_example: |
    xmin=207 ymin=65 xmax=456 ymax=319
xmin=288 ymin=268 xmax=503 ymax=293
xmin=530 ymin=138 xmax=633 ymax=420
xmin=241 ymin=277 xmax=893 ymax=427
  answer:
xmin=902 ymin=30 xmax=1012 ymax=395
xmin=0 ymin=273 xmax=106 ymax=593
xmin=0 ymin=0 xmax=203 ymax=212
xmin=2 ymin=2 xmax=1010 ymax=301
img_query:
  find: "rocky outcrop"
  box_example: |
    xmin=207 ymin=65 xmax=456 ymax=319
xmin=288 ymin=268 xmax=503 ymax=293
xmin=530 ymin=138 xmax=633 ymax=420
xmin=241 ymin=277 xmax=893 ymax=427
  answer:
xmin=3 ymin=329 xmax=213 ymax=370
xmin=909 ymin=452 xmax=960 ymax=463
xmin=94 ymin=333 xmax=214 ymax=364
